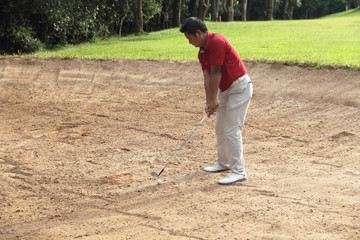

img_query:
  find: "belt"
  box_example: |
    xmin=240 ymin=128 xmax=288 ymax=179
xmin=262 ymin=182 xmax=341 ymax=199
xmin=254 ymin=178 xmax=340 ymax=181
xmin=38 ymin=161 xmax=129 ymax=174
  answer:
xmin=230 ymin=74 xmax=248 ymax=88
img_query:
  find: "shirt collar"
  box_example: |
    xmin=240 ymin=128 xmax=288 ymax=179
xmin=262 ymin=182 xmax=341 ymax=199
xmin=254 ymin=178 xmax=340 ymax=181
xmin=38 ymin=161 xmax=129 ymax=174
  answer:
xmin=200 ymin=32 xmax=212 ymax=54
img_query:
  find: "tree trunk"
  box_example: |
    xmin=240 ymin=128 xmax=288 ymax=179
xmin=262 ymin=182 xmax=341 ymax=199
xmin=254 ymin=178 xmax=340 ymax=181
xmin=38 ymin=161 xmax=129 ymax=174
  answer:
xmin=172 ymin=0 xmax=181 ymax=27
xmin=190 ymin=0 xmax=198 ymax=17
xmin=119 ymin=0 xmax=129 ymax=37
xmin=346 ymin=0 xmax=360 ymax=9
xmin=288 ymin=0 xmax=296 ymax=20
xmin=241 ymin=0 xmax=247 ymax=21
xmin=346 ymin=1 xmax=348 ymax=10
xmin=281 ymin=0 xmax=289 ymax=19
xmin=211 ymin=0 xmax=219 ymax=21
xmin=302 ymin=0 xmax=308 ymax=19
xmin=198 ymin=0 xmax=210 ymax=21
xmin=267 ymin=0 xmax=274 ymax=20
xmin=162 ymin=1 xmax=170 ymax=29
xmin=227 ymin=0 xmax=234 ymax=22
xmin=226 ymin=0 xmax=234 ymax=21
xmin=133 ymin=0 xmax=143 ymax=34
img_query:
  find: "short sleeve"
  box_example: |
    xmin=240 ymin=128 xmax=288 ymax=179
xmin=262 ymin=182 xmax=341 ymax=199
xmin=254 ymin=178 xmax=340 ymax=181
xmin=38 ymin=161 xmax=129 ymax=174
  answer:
xmin=207 ymin=37 xmax=226 ymax=66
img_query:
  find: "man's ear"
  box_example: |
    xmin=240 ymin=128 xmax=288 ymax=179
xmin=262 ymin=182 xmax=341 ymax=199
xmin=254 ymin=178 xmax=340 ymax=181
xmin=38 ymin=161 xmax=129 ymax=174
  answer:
xmin=195 ymin=30 xmax=201 ymax=37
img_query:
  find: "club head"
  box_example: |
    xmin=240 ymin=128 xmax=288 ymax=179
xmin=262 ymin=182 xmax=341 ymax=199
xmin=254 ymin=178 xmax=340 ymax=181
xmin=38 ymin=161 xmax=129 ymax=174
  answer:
xmin=150 ymin=171 xmax=159 ymax=177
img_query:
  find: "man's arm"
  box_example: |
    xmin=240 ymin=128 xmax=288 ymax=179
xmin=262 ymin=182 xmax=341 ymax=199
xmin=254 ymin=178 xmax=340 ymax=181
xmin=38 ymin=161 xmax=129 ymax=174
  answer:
xmin=203 ymin=65 xmax=222 ymax=116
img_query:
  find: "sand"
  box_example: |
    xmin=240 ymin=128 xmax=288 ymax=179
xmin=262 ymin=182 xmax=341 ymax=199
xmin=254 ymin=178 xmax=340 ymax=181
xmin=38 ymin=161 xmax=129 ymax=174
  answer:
xmin=0 ymin=58 xmax=359 ymax=239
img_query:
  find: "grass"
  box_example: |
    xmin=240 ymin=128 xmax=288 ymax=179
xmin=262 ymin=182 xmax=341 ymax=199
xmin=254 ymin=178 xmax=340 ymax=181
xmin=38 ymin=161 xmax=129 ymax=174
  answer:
xmin=322 ymin=6 xmax=360 ymax=18
xmin=30 ymin=7 xmax=360 ymax=69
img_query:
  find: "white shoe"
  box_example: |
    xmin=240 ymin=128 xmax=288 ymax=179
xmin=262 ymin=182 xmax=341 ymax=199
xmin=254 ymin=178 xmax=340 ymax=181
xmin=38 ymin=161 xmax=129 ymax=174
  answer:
xmin=204 ymin=163 xmax=230 ymax=172
xmin=218 ymin=172 xmax=247 ymax=185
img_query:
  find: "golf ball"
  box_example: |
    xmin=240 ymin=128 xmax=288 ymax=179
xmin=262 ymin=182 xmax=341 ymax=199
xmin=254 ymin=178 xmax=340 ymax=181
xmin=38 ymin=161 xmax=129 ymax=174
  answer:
xmin=157 ymin=179 xmax=162 ymax=185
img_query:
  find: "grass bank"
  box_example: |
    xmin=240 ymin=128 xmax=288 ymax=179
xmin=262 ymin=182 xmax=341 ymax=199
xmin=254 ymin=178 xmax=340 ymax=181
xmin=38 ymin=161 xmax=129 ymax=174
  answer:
xmin=31 ymin=8 xmax=360 ymax=69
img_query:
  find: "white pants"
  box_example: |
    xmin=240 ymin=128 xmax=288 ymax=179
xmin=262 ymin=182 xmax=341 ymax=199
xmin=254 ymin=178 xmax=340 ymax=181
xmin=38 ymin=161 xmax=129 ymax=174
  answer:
xmin=215 ymin=74 xmax=253 ymax=174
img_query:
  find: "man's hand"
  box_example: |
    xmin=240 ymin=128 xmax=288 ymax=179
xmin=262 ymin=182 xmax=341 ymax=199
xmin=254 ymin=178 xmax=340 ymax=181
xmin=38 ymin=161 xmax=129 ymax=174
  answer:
xmin=205 ymin=99 xmax=219 ymax=117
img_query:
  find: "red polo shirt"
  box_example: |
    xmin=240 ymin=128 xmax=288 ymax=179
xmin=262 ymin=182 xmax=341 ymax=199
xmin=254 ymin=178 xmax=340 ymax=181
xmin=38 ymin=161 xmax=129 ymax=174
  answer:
xmin=198 ymin=32 xmax=247 ymax=91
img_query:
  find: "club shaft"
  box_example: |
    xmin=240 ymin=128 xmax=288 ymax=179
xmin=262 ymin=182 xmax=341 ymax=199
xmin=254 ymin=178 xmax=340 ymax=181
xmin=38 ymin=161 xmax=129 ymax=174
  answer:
xmin=157 ymin=115 xmax=207 ymax=176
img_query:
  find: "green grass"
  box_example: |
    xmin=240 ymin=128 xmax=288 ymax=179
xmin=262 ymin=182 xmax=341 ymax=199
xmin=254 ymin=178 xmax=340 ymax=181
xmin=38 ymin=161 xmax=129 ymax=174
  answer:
xmin=30 ymin=7 xmax=360 ymax=69
xmin=322 ymin=6 xmax=360 ymax=18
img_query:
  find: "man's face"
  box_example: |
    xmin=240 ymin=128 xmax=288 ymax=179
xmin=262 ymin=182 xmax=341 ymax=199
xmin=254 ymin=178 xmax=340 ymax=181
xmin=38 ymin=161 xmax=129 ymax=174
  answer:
xmin=184 ymin=31 xmax=202 ymax=48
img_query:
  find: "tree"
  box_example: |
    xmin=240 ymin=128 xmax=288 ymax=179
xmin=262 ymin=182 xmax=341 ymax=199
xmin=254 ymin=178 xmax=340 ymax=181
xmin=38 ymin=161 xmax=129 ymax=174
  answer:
xmin=295 ymin=0 xmax=345 ymax=19
xmin=172 ymin=0 xmax=182 ymax=27
xmin=267 ymin=0 xmax=274 ymax=20
xmin=190 ymin=0 xmax=198 ymax=17
xmin=281 ymin=0 xmax=289 ymax=19
xmin=288 ymin=0 xmax=297 ymax=19
xmin=225 ymin=0 xmax=234 ymax=21
xmin=189 ymin=0 xmax=209 ymax=21
xmin=162 ymin=0 xmax=170 ymax=29
xmin=119 ymin=0 xmax=130 ymax=37
xmin=241 ymin=0 xmax=248 ymax=21
xmin=211 ymin=0 xmax=220 ymax=21
xmin=346 ymin=0 xmax=360 ymax=10
xmin=199 ymin=0 xmax=210 ymax=20
xmin=133 ymin=0 xmax=143 ymax=34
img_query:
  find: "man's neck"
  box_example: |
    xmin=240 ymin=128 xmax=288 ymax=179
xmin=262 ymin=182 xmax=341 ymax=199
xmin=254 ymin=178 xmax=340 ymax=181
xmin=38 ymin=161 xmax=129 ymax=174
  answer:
xmin=200 ymin=31 xmax=208 ymax=48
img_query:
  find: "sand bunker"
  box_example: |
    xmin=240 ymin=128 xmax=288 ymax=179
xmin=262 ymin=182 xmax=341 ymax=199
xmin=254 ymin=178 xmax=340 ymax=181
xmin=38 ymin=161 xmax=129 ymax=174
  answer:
xmin=0 ymin=58 xmax=359 ymax=239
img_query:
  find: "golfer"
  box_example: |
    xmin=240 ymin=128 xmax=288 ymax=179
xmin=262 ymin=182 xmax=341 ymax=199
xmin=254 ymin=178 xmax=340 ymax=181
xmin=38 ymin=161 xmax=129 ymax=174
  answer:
xmin=180 ymin=17 xmax=253 ymax=185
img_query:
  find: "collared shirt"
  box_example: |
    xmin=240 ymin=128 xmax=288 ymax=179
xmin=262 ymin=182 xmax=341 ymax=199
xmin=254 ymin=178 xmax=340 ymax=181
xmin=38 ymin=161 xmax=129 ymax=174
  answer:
xmin=198 ymin=32 xmax=247 ymax=91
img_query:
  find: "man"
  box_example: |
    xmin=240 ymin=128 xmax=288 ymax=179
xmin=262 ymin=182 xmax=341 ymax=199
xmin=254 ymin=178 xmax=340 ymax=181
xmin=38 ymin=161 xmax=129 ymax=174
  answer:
xmin=180 ymin=17 xmax=253 ymax=185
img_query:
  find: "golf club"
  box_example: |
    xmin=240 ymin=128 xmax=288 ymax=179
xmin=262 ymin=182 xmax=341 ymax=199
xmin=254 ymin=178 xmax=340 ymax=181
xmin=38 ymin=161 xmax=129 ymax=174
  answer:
xmin=150 ymin=114 xmax=207 ymax=177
